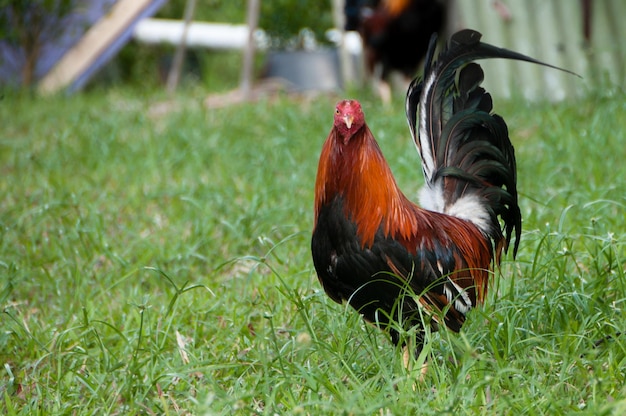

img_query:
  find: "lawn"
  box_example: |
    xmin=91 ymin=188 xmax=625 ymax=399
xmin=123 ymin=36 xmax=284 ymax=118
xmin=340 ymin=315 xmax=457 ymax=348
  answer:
xmin=1 ymin=85 xmax=625 ymax=415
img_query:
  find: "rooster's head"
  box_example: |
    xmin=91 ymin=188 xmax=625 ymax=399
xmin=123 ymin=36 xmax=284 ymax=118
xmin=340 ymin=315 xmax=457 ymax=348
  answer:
xmin=334 ymin=100 xmax=365 ymax=143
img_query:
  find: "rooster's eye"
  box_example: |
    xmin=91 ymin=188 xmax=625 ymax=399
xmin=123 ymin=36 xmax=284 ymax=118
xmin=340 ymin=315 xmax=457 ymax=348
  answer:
xmin=335 ymin=109 xmax=340 ymax=115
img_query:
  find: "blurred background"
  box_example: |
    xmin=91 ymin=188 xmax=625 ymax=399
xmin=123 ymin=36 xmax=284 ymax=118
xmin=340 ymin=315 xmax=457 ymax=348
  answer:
xmin=1 ymin=0 xmax=624 ymax=100
xmin=1 ymin=3 xmax=625 ymax=414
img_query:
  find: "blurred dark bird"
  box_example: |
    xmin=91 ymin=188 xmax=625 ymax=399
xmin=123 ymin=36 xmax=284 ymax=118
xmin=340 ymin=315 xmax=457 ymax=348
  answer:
xmin=312 ymin=29 xmax=576 ymax=370
xmin=348 ymin=0 xmax=446 ymax=103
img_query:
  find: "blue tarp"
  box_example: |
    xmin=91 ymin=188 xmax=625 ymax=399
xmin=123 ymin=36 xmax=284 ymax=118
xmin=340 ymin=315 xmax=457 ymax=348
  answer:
xmin=0 ymin=0 xmax=166 ymax=92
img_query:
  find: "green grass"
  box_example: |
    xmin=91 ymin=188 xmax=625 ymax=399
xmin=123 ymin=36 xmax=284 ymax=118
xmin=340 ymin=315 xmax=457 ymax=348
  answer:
xmin=1 ymin=87 xmax=625 ymax=415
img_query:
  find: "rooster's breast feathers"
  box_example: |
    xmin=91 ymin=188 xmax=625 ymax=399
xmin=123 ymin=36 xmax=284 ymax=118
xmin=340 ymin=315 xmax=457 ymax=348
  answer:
xmin=312 ymin=191 xmax=490 ymax=333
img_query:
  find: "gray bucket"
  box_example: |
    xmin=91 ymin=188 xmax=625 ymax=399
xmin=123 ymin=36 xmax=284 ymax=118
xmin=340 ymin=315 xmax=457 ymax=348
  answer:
xmin=265 ymin=49 xmax=342 ymax=92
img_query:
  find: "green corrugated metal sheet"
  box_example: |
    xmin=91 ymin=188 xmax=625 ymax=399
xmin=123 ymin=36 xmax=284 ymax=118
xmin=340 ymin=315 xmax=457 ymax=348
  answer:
xmin=453 ymin=0 xmax=626 ymax=100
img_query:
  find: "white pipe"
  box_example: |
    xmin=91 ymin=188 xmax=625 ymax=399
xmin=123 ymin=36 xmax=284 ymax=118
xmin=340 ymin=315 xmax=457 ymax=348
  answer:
xmin=133 ymin=18 xmax=267 ymax=50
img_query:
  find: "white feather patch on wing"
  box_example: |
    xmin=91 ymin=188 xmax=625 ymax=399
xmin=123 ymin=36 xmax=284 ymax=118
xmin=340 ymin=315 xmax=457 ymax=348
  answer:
xmin=420 ymin=183 xmax=492 ymax=236
xmin=418 ymin=183 xmax=444 ymax=213
xmin=444 ymin=194 xmax=492 ymax=235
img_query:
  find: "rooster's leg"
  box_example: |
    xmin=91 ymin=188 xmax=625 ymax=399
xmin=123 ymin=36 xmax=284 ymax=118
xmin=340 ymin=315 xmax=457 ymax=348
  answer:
xmin=402 ymin=345 xmax=410 ymax=369
xmin=377 ymin=80 xmax=391 ymax=105
xmin=402 ymin=345 xmax=428 ymax=381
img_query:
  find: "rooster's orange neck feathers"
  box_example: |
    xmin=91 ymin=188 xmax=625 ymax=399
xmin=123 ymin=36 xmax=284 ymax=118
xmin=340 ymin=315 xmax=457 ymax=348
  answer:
xmin=314 ymin=103 xmax=422 ymax=247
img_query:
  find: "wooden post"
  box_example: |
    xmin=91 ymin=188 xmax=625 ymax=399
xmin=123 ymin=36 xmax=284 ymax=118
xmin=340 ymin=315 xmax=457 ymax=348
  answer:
xmin=332 ymin=0 xmax=348 ymax=88
xmin=166 ymin=0 xmax=197 ymax=94
xmin=240 ymin=0 xmax=260 ymax=99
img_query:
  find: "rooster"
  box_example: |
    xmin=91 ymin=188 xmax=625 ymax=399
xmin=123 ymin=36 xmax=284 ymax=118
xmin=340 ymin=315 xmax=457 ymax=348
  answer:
xmin=311 ymin=29 xmax=575 ymax=367
xmin=354 ymin=0 xmax=446 ymax=103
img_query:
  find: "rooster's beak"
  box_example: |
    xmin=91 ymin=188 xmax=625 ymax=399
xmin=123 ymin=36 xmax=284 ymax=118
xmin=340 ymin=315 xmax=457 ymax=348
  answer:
xmin=343 ymin=115 xmax=353 ymax=129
